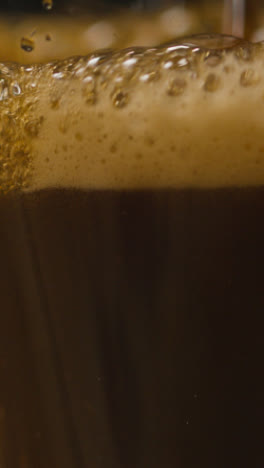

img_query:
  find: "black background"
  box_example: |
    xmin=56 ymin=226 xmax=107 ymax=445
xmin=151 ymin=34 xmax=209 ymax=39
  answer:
xmin=0 ymin=0 xmax=177 ymax=13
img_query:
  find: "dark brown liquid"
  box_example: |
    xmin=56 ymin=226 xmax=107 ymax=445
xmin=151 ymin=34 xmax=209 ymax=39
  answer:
xmin=0 ymin=188 xmax=264 ymax=468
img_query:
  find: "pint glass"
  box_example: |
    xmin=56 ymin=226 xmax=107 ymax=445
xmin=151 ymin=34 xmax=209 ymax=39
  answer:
xmin=0 ymin=2 xmax=263 ymax=467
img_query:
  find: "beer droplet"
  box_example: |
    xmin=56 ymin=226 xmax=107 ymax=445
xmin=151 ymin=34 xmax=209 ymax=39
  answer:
xmin=21 ymin=37 xmax=35 ymax=53
xmin=204 ymin=73 xmax=220 ymax=92
xmin=240 ymin=69 xmax=260 ymax=87
xmin=112 ymin=89 xmax=129 ymax=108
xmin=42 ymin=0 xmax=53 ymax=10
xmin=167 ymin=78 xmax=187 ymax=96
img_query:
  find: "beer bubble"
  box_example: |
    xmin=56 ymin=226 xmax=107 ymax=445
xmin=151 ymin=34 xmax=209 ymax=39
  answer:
xmin=167 ymin=78 xmax=187 ymax=96
xmin=25 ymin=117 xmax=44 ymax=137
xmin=163 ymin=61 xmax=173 ymax=70
xmin=235 ymin=46 xmax=253 ymax=62
xmin=204 ymin=73 xmax=220 ymax=92
xmin=204 ymin=51 xmax=224 ymax=67
xmin=123 ymin=57 xmax=138 ymax=68
xmin=10 ymin=143 xmax=29 ymax=162
xmin=75 ymin=133 xmax=83 ymax=141
xmin=76 ymin=66 xmax=86 ymax=77
xmin=45 ymin=34 xmax=52 ymax=41
xmin=240 ymin=69 xmax=260 ymax=87
xmin=0 ymin=64 xmax=13 ymax=76
xmin=52 ymin=71 xmax=66 ymax=80
xmin=223 ymin=65 xmax=234 ymax=74
xmin=82 ymin=76 xmax=97 ymax=105
xmin=12 ymin=83 xmax=21 ymax=96
xmin=110 ymin=144 xmax=117 ymax=153
xmin=111 ymin=89 xmax=129 ymax=108
xmin=51 ymin=61 xmax=73 ymax=80
xmin=0 ymin=79 xmax=9 ymax=101
xmin=145 ymin=136 xmax=155 ymax=146
xmin=86 ymin=52 xmax=111 ymax=70
xmin=20 ymin=37 xmax=35 ymax=53
xmin=139 ymin=70 xmax=160 ymax=83
xmin=42 ymin=0 xmax=53 ymax=10
xmin=50 ymin=93 xmax=61 ymax=109
xmin=167 ymin=56 xmax=190 ymax=70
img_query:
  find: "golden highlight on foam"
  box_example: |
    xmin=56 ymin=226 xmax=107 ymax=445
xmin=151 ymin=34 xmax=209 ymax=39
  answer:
xmin=2 ymin=34 xmax=264 ymax=192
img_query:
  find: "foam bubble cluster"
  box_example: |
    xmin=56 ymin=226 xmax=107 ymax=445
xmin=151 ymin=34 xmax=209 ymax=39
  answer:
xmin=2 ymin=34 xmax=264 ymax=192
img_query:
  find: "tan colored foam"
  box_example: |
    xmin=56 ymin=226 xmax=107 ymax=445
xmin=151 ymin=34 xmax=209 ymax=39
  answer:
xmin=2 ymin=34 xmax=264 ymax=192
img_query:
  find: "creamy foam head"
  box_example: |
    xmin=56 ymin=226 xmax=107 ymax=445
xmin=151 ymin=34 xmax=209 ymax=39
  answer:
xmin=2 ymin=34 xmax=264 ymax=192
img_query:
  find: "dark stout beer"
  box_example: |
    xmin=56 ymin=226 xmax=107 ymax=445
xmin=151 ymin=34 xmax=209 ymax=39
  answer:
xmin=0 ymin=35 xmax=264 ymax=467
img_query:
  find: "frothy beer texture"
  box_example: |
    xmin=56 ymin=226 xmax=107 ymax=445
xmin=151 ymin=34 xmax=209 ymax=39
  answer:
xmin=1 ymin=34 xmax=264 ymax=192
xmin=1 ymin=34 xmax=264 ymax=468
